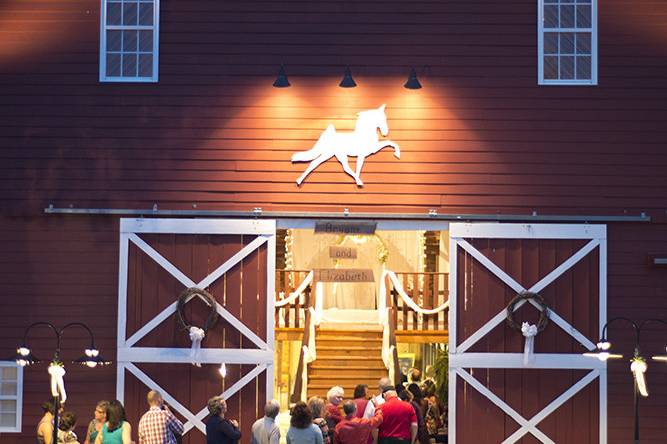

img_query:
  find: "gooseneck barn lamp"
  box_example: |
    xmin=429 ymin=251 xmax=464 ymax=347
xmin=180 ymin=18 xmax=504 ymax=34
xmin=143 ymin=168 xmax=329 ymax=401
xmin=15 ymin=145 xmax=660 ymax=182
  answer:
xmin=273 ymin=65 xmax=290 ymax=88
xmin=13 ymin=322 xmax=110 ymax=444
xmin=583 ymin=317 xmax=667 ymax=443
xmin=339 ymin=66 xmax=357 ymax=88
xmin=403 ymin=67 xmax=422 ymax=89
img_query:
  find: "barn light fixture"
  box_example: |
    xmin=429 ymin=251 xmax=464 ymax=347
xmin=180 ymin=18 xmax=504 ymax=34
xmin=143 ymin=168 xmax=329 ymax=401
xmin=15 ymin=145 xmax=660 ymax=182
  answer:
xmin=339 ymin=66 xmax=357 ymax=88
xmin=273 ymin=65 xmax=290 ymax=88
xmin=218 ymin=362 xmax=227 ymax=378
xmin=12 ymin=321 xmax=108 ymax=444
xmin=582 ymin=317 xmax=667 ymax=442
xmin=403 ymin=67 xmax=422 ymax=89
xmin=13 ymin=346 xmax=40 ymax=367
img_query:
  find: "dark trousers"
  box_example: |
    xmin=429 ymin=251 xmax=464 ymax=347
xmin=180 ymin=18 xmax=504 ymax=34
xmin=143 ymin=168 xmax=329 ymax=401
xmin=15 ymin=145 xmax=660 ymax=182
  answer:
xmin=378 ymin=437 xmax=411 ymax=444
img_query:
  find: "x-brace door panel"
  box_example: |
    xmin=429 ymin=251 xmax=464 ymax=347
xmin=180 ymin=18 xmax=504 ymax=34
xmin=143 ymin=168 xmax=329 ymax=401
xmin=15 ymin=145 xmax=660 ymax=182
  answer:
xmin=448 ymin=223 xmax=607 ymax=444
xmin=117 ymin=219 xmax=276 ymax=443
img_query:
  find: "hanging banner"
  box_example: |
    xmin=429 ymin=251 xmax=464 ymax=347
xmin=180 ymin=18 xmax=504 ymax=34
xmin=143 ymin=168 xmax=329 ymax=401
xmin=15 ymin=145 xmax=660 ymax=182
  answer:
xmin=314 ymin=269 xmax=374 ymax=283
xmin=329 ymin=246 xmax=358 ymax=259
xmin=314 ymin=220 xmax=376 ymax=235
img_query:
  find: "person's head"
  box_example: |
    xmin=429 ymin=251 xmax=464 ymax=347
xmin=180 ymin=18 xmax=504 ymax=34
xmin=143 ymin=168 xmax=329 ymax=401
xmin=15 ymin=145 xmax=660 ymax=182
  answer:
xmin=382 ymin=389 xmax=398 ymax=401
xmin=378 ymin=377 xmax=393 ymax=394
xmin=307 ymin=396 xmax=325 ymax=419
xmin=147 ymin=390 xmax=164 ymax=408
xmin=342 ymin=400 xmax=357 ymax=417
xmin=422 ymin=379 xmax=436 ymax=398
xmin=326 ymin=386 xmax=344 ymax=405
xmin=106 ymin=400 xmax=126 ymax=432
xmin=59 ymin=411 xmax=77 ymax=432
xmin=407 ymin=383 xmax=423 ymax=402
xmin=290 ymin=402 xmax=312 ymax=429
xmin=94 ymin=401 xmax=109 ymax=423
xmin=353 ymin=384 xmax=368 ymax=400
xmin=264 ymin=400 xmax=280 ymax=419
xmin=409 ymin=368 xmax=422 ymax=383
xmin=207 ymin=396 xmax=227 ymax=417
xmin=398 ymin=389 xmax=412 ymax=402
xmin=41 ymin=401 xmax=56 ymax=415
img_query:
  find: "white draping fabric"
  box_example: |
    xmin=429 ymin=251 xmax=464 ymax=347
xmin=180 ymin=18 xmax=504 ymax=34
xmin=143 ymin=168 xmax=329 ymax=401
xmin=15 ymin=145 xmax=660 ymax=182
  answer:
xmin=631 ymin=359 xmax=649 ymax=397
xmin=48 ymin=363 xmax=67 ymax=403
xmin=275 ymin=271 xmax=314 ymax=307
xmin=379 ymin=270 xmax=449 ymax=321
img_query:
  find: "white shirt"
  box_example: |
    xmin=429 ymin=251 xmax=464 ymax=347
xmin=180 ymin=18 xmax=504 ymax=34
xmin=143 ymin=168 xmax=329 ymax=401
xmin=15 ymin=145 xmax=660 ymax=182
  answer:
xmin=362 ymin=394 xmax=385 ymax=419
xmin=251 ymin=417 xmax=280 ymax=444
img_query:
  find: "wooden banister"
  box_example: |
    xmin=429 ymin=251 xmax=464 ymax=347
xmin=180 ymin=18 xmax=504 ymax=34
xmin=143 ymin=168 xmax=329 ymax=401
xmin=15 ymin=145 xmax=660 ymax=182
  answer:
xmin=289 ymin=277 xmax=317 ymax=403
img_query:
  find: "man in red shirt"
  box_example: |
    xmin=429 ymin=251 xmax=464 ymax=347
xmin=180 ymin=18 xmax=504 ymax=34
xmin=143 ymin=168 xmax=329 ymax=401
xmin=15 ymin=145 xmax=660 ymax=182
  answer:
xmin=375 ymin=390 xmax=417 ymax=444
xmin=334 ymin=400 xmax=382 ymax=444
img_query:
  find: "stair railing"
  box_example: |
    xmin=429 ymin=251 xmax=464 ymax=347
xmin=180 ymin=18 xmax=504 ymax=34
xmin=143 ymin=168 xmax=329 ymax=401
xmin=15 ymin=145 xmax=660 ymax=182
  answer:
xmin=275 ymin=269 xmax=313 ymax=329
xmin=380 ymin=273 xmax=401 ymax=385
xmin=380 ymin=269 xmax=449 ymax=332
xmin=289 ymin=281 xmax=320 ymax=402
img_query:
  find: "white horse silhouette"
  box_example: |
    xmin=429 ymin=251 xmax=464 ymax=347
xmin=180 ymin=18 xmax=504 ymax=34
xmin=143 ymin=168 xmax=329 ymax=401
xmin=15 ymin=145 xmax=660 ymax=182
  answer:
xmin=291 ymin=104 xmax=400 ymax=186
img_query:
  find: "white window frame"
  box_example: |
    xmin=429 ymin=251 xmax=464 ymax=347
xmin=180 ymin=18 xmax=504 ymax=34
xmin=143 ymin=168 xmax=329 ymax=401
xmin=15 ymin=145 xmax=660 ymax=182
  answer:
xmin=99 ymin=0 xmax=160 ymax=82
xmin=538 ymin=0 xmax=598 ymax=85
xmin=0 ymin=361 xmax=23 ymax=433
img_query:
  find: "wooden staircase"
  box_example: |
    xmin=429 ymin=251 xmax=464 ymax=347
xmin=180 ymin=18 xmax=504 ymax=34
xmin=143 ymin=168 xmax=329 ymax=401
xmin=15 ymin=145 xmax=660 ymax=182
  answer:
xmin=307 ymin=327 xmax=387 ymax=399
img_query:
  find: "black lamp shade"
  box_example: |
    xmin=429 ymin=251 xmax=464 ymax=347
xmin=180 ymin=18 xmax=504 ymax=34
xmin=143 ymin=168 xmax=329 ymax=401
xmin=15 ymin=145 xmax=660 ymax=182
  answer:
xmin=339 ymin=66 xmax=357 ymax=88
xmin=404 ymin=68 xmax=422 ymax=89
xmin=273 ymin=65 xmax=290 ymax=88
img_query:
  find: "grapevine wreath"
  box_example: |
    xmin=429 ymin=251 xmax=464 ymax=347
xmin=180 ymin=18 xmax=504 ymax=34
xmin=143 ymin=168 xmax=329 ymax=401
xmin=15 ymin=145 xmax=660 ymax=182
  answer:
xmin=505 ymin=291 xmax=550 ymax=333
xmin=176 ymin=287 xmax=219 ymax=333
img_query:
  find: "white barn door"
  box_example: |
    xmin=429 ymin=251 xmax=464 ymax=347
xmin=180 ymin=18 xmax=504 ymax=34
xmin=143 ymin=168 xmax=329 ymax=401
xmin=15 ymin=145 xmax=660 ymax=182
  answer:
xmin=116 ymin=218 xmax=276 ymax=440
xmin=448 ymin=223 xmax=607 ymax=444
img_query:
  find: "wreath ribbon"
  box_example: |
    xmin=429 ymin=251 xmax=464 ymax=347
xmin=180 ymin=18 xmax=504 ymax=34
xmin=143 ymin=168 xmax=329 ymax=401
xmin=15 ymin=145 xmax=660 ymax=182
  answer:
xmin=521 ymin=322 xmax=538 ymax=365
xmin=189 ymin=326 xmax=206 ymax=367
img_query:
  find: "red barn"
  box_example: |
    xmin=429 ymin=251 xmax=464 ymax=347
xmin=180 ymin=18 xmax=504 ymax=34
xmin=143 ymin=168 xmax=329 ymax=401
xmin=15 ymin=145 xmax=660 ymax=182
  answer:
xmin=1 ymin=0 xmax=666 ymax=443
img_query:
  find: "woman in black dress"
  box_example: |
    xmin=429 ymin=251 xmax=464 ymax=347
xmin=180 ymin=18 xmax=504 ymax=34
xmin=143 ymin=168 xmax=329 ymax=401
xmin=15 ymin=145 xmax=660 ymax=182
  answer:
xmin=205 ymin=397 xmax=241 ymax=444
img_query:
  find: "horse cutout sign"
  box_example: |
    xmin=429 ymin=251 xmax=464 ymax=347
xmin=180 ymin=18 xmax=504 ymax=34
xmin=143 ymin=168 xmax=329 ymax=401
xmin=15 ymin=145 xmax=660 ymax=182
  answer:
xmin=291 ymin=104 xmax=400 ymax=186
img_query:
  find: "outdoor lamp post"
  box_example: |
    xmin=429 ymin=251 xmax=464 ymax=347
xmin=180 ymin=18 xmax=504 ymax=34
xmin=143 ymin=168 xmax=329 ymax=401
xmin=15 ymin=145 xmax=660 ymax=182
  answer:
xmin=12 ymin=322 xmax=111 ymax=444
xmin=583 ymin=317 xmax=667 ymax=444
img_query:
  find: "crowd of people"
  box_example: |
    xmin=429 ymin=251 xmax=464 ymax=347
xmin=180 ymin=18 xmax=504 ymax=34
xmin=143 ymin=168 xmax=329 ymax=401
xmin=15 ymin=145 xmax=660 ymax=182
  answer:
xmin=278 ymin=373 xmax=447 ymax=444
xmin=34 ymin=372 xmax=446 ymax=444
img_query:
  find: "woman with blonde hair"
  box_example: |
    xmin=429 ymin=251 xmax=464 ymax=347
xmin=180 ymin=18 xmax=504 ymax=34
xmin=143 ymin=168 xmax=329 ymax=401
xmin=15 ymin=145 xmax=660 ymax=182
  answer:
xmin=306 ymin=397 xmax=330 ymax=444
xmin=205 ymin=396 xmax=241 ymax=444
xmin=84 ymin=401 xmax=108 ymax=444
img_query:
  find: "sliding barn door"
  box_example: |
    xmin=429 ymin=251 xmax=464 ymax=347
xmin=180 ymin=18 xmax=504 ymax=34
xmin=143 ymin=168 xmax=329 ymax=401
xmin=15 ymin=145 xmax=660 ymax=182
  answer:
xmin=448 ymin=223 xmax=606 ymax=444
xmin=116 ymin=218 xmax=275 ymax=444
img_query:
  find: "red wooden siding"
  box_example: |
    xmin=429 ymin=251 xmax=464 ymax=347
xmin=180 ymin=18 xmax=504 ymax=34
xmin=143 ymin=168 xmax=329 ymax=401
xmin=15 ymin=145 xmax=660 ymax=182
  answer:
xmin=0 ymin=0 xmax=667 ymax=216
xmin=454 ymin=238 xmax=600 ymax=443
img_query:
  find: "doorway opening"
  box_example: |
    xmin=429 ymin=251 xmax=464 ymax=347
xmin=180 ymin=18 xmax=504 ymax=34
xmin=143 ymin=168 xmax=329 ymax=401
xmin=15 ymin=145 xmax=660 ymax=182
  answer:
xmin=272 ymin=220 xmax=450 ymax=409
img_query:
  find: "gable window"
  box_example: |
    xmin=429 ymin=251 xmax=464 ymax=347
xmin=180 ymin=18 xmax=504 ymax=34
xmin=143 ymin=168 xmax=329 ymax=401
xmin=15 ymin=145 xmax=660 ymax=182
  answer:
xmin=100 ymin=0 xmax=160 ymax=82
xmin=0 ymin=362 xmax=23 ymax=433
xmin=538 ymin=0 xmax=597 ymax=85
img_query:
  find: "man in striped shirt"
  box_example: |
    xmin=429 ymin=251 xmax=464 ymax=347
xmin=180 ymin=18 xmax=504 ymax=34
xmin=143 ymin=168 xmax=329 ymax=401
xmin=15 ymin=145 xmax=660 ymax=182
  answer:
xmin=138 ymin=391 xmax=184 ymax=444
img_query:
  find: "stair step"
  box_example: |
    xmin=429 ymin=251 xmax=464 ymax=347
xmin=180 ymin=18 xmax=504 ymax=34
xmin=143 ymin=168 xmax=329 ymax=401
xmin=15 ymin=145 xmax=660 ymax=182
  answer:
xmin=317 ymin=345 xmax=381 ymax=350
xmin=313 ymin=356 xmax=382 ymax=365
xmin=311 ymin=364 xmax=386 ymax=370
xmin=316 ymin=337 xmax=382 ymax=343
xmin=309 ymin=373 xmax=387 ymax=381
